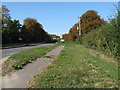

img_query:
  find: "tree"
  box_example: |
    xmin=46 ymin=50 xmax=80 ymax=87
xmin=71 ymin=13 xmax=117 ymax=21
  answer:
xmin=62 ymin=33 xmax=68 ymax=41
xmin=68 ymin=23 xmax=79 ymax=41
xmin=2 ymin=20 xmax=22 ymax=44
xmin=62 ymin=23 xmax=79 ymax=42
xmin=8 ymin=20 xmax=22 ymax=43
xmin=0 ymin=5 xmax=11 ymax=30
xmin=44 ymin=32 xmax=52 ymax=43
xmin=22 ymin=18 xmax=40 ymax=42
xmin=80 ymin=10 xmax=105 ymax=35
xmin=1 ymin=5 xmax=11 ymax=44
xmin=22 ymin=18 xmax=52 ymax=43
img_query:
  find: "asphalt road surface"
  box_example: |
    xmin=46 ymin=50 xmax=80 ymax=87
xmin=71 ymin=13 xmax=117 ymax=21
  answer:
xmin=2 ymin=43 xmax=55 ymax=58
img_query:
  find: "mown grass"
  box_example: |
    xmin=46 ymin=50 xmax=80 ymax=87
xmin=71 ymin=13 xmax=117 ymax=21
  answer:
xmin=2 ymin=44 xmax=59 ymax=76
xmin=31 ymin=42 xmax=118 ymax=88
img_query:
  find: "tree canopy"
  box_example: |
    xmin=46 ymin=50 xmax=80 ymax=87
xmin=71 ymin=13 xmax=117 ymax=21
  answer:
xmin=2 ymin=20 xmax=22 ymax=44
xmin=80 ymin=10 xmax=105 ymax=35
xmin=21 ymin=18 xmax=52 ymax=43
xmin=63 ymin=10 xmax=105 ymax=42
xmin=0 ymin=5 xmax=11 ymax=29
xmin=2 ymin=5 xmax=52 ymax=44
xmin=62 ymin=23 xmax=79 ymax=41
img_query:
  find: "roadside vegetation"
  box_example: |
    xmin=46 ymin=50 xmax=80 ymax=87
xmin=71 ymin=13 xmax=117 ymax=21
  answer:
xmin=81 ymin=20 xmax=119 ymax=58
xmin=80 ymin=9 xmax=120 ymax=58
xmin=2 ymin=44 xmax=59 ymax=76
xmin=30 ymin=43 xmax=118 ymax=88
xmin=63 ymin=8 xmax=120 ymax=59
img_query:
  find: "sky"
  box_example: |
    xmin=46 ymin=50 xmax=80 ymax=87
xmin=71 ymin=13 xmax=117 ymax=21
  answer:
xmin=2 ymin=2 xmax=118 ymax=35
xmin=2 ymin=0 xmax=120 ymax=2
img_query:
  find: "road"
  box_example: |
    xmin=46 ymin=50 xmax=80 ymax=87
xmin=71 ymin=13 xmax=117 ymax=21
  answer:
xmin=2 ymin=43 xmax=55 ymax=58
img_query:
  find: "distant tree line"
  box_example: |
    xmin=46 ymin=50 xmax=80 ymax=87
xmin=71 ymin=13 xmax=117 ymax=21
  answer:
xmin=1 ymin=5 xmax=52 ymax=44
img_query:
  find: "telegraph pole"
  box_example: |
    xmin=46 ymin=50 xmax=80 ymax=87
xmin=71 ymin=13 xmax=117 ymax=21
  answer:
xmin=77 ymin=17 xmax=81 ymax=36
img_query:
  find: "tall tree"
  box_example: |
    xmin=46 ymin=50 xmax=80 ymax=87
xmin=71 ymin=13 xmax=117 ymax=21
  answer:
xmin=8 ymin=20 xmax=22 ymax=43
xmin=2 ymin=20 xmax=22 ymax=44
xmin=22 ymin=18 xmax=52 ymax=43
xmin=22 ymin=18 xmax=40 ymax=42
xmin=1 ymin=5 xmax=11 ymax=44
xmin=80 ymin=10 xmax=105 ymax=35
xmin=0 ymin=5 xmax=11 ymax=30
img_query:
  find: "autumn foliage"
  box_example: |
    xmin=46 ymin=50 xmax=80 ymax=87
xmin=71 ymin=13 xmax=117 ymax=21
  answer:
xmin=80 ymin=10 xmax=105 ymax=35
xmin=63 ymin=10 xmax=105 ymax=41
xmin=21 ymin=18 xmax=52 ymax=43
xmin=2 ymin=5 xmax=52 ymax=44
xmin=63 ymin=23 xmax=79 ymax=41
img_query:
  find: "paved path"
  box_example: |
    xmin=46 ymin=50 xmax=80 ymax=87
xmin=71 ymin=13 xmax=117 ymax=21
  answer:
xmin=2 ymin=46 xmax=64 ymax=88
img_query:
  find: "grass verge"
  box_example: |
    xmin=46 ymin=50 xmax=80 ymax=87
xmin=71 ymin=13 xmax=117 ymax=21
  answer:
xmin=2 ymin=44 xmax=59 ymax=76
xmin=1 ymin=43 xmax=42 ymax=49
xmin=30 ymin=42 xmax=118 ymax=88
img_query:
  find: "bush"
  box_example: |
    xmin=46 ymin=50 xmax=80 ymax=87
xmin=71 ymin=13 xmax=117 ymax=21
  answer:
xmin=80 ymin=7 xmax=120 ymax=58
xmin=81 ymin=20 xmax=119 ymax=58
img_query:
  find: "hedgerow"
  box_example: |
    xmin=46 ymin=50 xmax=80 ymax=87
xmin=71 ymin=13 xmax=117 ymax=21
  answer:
xmin=81 ymin=11 xmax=120 ymax=58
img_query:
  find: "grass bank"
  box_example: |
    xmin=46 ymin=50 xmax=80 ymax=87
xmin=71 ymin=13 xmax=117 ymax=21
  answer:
xmin=30 ymin=43 xmax=118 ymax=88
xmin=2 ymin=44 xmax=59 ymax=76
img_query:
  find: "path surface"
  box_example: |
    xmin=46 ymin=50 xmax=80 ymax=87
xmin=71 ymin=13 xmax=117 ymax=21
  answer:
xmin=2 ymin=43 xmax=54 ymax=58
xmin=2 ymin=46 xmax=64 ymax=88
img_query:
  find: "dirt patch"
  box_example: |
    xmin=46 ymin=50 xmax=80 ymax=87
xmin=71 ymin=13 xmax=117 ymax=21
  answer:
xmin=94 ymin=82 xmax=102 ymax=88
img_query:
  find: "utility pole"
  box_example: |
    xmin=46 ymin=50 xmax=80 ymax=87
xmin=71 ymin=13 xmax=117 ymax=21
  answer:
xmin=77 ymin=17 xmax=81 ymax=36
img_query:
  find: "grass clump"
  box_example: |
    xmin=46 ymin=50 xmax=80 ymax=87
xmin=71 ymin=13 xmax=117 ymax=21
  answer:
xmin=2 ymin=44 xmax=59 ymax=76
xmin=30 ymin=43 xmax=118 ymax=88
